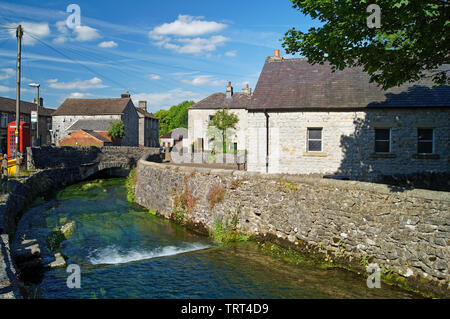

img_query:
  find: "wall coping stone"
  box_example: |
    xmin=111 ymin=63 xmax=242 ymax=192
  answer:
xmin=139 ymin=160 xmax=450 ymax=202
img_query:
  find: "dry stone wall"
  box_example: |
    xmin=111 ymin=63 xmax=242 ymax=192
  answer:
xmin=135 ymin=160 xmax=449 ymax=297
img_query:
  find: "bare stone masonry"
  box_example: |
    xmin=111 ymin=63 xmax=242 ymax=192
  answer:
xmin=135 ymin=160 xmax=450 ymax=298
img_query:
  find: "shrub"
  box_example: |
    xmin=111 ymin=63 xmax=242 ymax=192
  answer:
xmin=172 ymin=184 xmax=197 ymax=224
xmin=126 ymin=168 xmax=137 ymax=202
xmin=210 ymin=214 xmax=249 ymax=244
xmin=206 ymin=186 xmax=226 ymax=210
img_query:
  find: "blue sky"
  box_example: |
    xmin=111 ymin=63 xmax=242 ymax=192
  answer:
xmin=0 ymin=0 xmax=318 ymax=113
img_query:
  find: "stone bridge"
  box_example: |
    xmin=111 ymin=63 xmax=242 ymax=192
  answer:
xmin=27 ymin=146 xmax=161 ymax=179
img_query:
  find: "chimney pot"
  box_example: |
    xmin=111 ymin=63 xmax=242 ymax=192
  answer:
xmin=226 ymin=82 xmax=233 ymax=98
xmin=121 ymin=91 xmax=131 ymax=98
xmin=242 ymin=83 xmax=252 ymax=95
xmin=274 ymin=49 xmax=280 ymax=57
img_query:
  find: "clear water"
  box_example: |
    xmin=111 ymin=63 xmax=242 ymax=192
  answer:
xmin=15 ymin=178 xmax=420 ymax=299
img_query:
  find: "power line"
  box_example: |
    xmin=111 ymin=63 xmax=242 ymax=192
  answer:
xmin=25 ymin=31 xmax=134 ymax=93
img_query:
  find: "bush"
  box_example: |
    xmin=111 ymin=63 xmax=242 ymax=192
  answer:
xmin=206 ymin=186 xmax=226 ymax=210
xmin=126 ymin=168 xmax=137 ymax=202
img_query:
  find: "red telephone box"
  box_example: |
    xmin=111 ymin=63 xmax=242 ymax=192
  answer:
xmin=7 ymin=121 xmax=30 ymax=159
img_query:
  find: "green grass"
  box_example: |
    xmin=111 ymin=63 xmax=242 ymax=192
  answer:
xmin=126 ymin=168 xmax=137 ymax=202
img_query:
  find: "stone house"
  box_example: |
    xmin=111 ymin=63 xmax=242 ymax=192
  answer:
xmin=246 ymin=52 xmax=450 ymax=180
xmin=52 ymin=92 xmax=140 ymax=146
xmin=59 ymin=129 xmax=113 ymax=147
xmin=160 ymin=128 xmax=188 ymax=149
xmin=188 ymin=82 xmax=252 ymax=153
xmin=0 ymin=97 xmax=53 ymax=151
xmin=136 ymin=101 xmax=159 ymax=148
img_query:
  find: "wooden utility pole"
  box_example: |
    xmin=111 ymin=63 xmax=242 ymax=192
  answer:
xmin=15 ymin=25 xmax=23 ymax=176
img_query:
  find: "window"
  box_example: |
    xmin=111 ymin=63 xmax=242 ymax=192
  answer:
xmin=418 ymin=128 xmax=434 ymax=154
xmin=375 ymin=128 xmax=391 ymax=153
xmin=1 ymin=113 xmax=8 ymax=128
xmin=209 ymin=115 xmax=214 ymax=124
xmin=307 ymin=128 xmax=322 ymax=152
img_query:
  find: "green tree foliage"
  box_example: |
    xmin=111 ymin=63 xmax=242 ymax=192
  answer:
xmin=282 ymin=0 xmax=449 ymax=89
xmin=154 ymin=101 xmax=194 ymax=137
xmin=209 ymin=107 xmax=239 ymax=154
xmin=107 ymin=120 xmax=125 ymax=140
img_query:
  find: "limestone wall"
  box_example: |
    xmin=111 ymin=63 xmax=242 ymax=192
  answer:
xmin=27 ymin=146 xmax=160 ymax=170
xmin=135 ymin=160 xmax=449 ymax=297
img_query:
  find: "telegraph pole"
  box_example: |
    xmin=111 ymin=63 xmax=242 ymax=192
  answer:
xmin=15 ymin=25 xmax=23 ymax=176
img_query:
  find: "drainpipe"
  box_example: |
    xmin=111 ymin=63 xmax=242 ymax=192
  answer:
xmin=264 ymin=110 xmax=269 ymax=173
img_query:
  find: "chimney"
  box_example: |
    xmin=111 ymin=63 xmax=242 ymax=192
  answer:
xmin=242 ymin=83 xmax=252 ymax=95
xmin=274 ymin=49 xmax=280 ymax=57
xmin=138 ymin=100 xmax=147 ymax=111
xmin=226 ymin=81 xmax=233 ymax=99
xmin=121 ymin=91 xmax=131 ymax=98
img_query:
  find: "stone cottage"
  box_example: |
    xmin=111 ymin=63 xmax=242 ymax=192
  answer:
xmin=187 ymin=82 xmax=252 ymax=153
xmin=160 ymin=128 xmax=188 ymax=149
xmin=246 ymin=51 xmax=450 ymax=180
xmin=136 ymin=101 xmax=159 ymax=148
xmin=52 ymin=92 xmax=140 ymax=146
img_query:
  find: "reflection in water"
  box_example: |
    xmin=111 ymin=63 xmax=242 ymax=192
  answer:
xmin=15 ymin=178 xmax=420 ymax=299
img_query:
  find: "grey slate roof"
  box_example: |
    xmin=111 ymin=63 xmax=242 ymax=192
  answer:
xmin=136 ymin=107 xmax=158 ymax=119
xmin=189 ymin=92 xmax=251 ymax=110
xmin=53 ymin=98 xmax=133 ymax=116
xmin=66 ymin=119 xmax=113 ymax=132
xmin=249 ymin=57 xmax=450 ymax=110
xmin=0 ymin=97 xmax=54 ymax=116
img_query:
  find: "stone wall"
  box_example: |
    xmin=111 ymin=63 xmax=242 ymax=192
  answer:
xmin=247 ymin=108 xmax=450 ymax=182
xmin=27 ymin=146 xmax=160 ymax=170
xmin=135 ymin=160 xmax=450 ymax=297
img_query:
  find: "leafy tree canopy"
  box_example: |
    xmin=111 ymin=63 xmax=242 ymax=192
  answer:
xmin=154 ymin=100 xmax=194 ymax=137
xmin=208 ymin=107 xmax=239 ymax=153
xmin=107 ymin=120 xmax=125 ymax=140
xmin=282 ymin=0 xmax=449 ymax=89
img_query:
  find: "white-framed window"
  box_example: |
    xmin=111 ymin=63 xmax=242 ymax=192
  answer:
xmin=374 ymin=128 xmax=391 ymax=153
xmin=1 ymin=113 xmax=8 ymax=128
xmin=307 ymin=128 xmax=322 ymax=152
xmin=417 ymin=128 xmax=434 ymax=154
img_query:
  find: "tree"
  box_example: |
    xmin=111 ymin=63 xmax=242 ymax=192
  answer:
xmin=208 ymin=107 xmax=239 ymax=154
xmin=107 ymin=120 xmax=125 ymax=140
xmin=154 ymin=101 xmax=194 ymax=137
xmin=282 ymin=1 xmax=449 ymax=89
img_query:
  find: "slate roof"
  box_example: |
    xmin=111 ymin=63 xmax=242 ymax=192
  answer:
xmin=0 ymin=97 xmax=55 ymax=116
xmin=189 ymin=92 xmax=251 ymax=110
xmin=66 ymin=119 xmax=113 ymax=132
xmin=53 ymin=98 xmax=133 ymax=116
xmin=249 ymin=57 xmax=450 ymax=110
xmin=136 ymin=107 xmax=158 ymax=119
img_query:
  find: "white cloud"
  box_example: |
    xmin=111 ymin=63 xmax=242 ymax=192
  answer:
xmin=0 ymin=85 xmax=13 ymax=93
xmin=68 ymin=92 xmax=94 ymax=98
xmin=149 ymin=15 xmax=228 ymax=55
xmin=7 ymin=22 xmax=50 ymax=45
xmin=150 ymin=15 xmax=226 ymax=38
xmin=181 ymin=75 xmax=225 ymax=87
xmin=147 ymin=74 xmax=161 ymax=80
xmin=73 ymin=25 xmax=101 ymax=41
xmin=98 ymin=41 xmax=118 ymax=48
xmin=157 ymin=35 xmax=228 ymax=55
xmin=52 ymin=21 xmax=101 ymax=43
xmin=0 ymin=68 xmax=15 ymax=81
xmin=48 ymin=77 xmax=107 ymax=90
xmin=225 ymin=50 xmax=237 ymax=57
xmin=132 ymin=89 xmax=207 ymax=110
